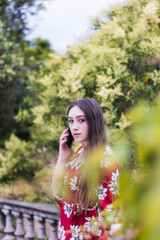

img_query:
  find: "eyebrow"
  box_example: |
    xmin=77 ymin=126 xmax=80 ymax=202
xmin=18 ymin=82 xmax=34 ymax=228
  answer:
xmin=68 ymin=115 xmax=85 ymax=119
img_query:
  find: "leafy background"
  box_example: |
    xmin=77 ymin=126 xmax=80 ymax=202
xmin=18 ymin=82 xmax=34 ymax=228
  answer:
xmin=0 ymin=0 xmax=160 ymax=239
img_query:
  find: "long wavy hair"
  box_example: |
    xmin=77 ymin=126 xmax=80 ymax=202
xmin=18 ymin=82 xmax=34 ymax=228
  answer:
xmin=67 ymin=98 xmax=108 ymax=211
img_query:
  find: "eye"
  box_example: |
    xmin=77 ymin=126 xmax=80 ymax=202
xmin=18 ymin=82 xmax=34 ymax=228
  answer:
xmin=79 ymin=118 xmax=85 ymax=123
xmin=68 ymin=120 xmax=73 ymax=123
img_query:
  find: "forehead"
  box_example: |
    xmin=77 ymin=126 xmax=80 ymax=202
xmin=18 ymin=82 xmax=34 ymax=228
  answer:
xmin=68 ymin=106 xmax=85 ymax=118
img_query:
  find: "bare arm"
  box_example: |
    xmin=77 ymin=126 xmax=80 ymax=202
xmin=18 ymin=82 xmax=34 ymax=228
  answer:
xmin=52 ymin=127 xmax=72 ymax=197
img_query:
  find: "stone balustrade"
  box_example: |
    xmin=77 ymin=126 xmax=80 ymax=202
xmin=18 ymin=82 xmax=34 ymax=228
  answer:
xmin=0 ymin=197 xmax=59 ymax=240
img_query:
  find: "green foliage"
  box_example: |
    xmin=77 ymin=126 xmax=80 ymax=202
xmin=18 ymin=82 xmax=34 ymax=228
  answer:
xmin=0 ymin=134 xmax=35 ymax=182
xmin=0 ymin=0 xmax=46 ymax=42
xmin=0 ymin=0 xmax=53 ymax=146
xmin=1 ymin=0 xmax=160 ymax=213
xmin=0 ymin=2 xmax=160 ymax=238
xmin=17 ymin=0 xmax=160 ymax=150
xmin=110 ymin=94 xmax=160 ymax=240
xmin=0 ymin=21 xmax=28 ymax=145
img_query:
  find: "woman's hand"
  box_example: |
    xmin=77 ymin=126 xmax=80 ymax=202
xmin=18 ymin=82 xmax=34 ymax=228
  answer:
xmin=58 ymin=127 xmax=73 ymax=162
xmin=52 ymin=128 xmax=72 ymax=197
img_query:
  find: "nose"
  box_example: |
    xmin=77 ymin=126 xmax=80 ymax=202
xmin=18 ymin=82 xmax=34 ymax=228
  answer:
xmin=73 ymin=121 xmax=78 ymax=130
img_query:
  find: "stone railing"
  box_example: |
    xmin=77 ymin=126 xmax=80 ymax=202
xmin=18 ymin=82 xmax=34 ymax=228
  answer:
xmin=0 ymin=197 xmax=59 ymax=240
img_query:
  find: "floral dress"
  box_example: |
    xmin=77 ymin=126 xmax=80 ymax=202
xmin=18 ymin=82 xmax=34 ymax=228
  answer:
xmin=55 ymin=145 xmax=119 ymax=240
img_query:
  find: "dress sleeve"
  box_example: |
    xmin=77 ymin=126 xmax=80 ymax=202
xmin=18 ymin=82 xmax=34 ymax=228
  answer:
xmin=54 ymin=164 xmax=69 ymax=207
xmin=55 ymin=195 xmax=62 ymax=207
xmin=98 ymin=146 xmax=119 ymax=210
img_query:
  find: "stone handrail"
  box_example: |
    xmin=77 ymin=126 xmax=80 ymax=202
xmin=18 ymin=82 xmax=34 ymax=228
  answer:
xmin=0 ymin=197 xmax=59 ymax=240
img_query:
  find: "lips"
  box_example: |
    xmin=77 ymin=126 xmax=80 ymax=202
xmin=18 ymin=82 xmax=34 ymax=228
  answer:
xmin=73 ymin=133 xmax=81 ymax=136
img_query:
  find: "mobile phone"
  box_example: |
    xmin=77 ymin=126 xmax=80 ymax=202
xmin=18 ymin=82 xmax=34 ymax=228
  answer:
xmin=66 ymin=125 xmax=73 ymax=148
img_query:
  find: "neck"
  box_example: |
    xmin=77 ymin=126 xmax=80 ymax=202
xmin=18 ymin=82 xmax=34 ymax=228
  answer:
xmin=82 ymin=141 xmax=88 ymax=149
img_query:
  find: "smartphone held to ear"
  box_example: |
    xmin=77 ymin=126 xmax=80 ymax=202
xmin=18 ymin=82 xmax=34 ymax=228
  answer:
xmin=66 ymin=125 xmax=73 ymax=148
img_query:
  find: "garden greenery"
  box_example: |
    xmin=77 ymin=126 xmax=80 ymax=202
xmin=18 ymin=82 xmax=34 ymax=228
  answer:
xmin=0 ymin=0 xmax=160 ymax=182
xmin=0 ymin=1 xmax=160 ymax=238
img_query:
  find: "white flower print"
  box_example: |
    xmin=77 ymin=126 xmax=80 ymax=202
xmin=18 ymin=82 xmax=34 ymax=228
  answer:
xmin=101 ymin=155 xmax=111 ymax=168
xmin=97 ymin=210 xmax=104 ymax=222
xmin=58 ymin=221 xmax=66 ymax=240
xmin=64 ymin=202 xmax=73 ymax=218
xmin=75 ymin=160 xmax=84 ymax=170
xmin=70 ymin=225 xmax=83 ymax=240
xmin=71 ymin=232 xmax=83 ymax=240
xmin=78 ymin=147 xmax=83 ymax=154
xmin=84 ymin=217 xmax=94 ymax=232
xmin=64 ymin=173 xmax=68 ymax=184
xmin=70 ymin=147 xmax=83 ymax=170
xmin=70 ymin=232 xmax=83 ymax=240
xmin=70 ymin=225 xmax=80 ymax=237
xmin=108 ymin=168 xmax=119 ymax=195
xmin=70 ymin=158 xmax=84 ymax=170
xmin=55 ymin=195 xmax=62 ymax=202
xmin=98 ymin=183 xmax=108 ymax=200
xmin=106 ymin=145 xmax=113 ymax=155
xmin=69 ymin=176 xmax=78 ymax=191
xmin=84 ymin=217 xmax=101 ymax=235
xmin=101 ymin=145 xmax=112 ymax=168
xmin=70 ymin=158 xmax=77 ymax=170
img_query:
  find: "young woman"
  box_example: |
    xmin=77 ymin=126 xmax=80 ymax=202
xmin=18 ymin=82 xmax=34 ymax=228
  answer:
xmin=52 ymin=98 xmax=119 ymax=240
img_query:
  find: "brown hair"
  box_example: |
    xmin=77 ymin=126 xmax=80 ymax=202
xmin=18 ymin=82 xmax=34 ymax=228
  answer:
xmin=67 ymin=98 xmax=107 ymax=211
xmin=67 ymin=98 xmax=107 ymax=150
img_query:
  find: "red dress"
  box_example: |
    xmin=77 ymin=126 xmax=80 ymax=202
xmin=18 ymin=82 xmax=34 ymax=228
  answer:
xmin=55 ymin=145 xmax=119 ymax=240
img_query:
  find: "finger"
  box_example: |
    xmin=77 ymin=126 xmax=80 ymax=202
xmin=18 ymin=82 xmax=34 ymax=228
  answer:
xmin=61 ymin=127 xmax=68 ymax=135
xmin=59 ymin=138 xmax=67 ymax=145
xmin=62 ymin=138 xmax=67 ymax=143
xmin=60 ymin=133 xmax=69 ymax=142
xmin=63 ymin=133 xmax=69 ymax=138
xmin=60 ymin=132 xmax=69 ymax=140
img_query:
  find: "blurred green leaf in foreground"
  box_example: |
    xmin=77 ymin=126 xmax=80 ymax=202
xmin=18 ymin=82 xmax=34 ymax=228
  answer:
xmin=111 ymin=94 xmax=160 ymax=240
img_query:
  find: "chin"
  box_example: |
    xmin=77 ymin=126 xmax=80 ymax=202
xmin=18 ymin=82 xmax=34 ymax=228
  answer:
xmin=75 ymin=139 xmax=82 ymax=143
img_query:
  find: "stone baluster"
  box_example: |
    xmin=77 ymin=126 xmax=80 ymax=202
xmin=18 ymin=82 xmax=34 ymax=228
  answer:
xmin=23 ymin=214 xmax=36 ymax=240
xmin=35 ymin=216 xmax=47 ymax=239
xmin=0 ymin=209 xmax=4 ymax=229
xmin=0 ymin=209 xmax=4 ymax=238
xmin=12 ymin=211 xmax=25 ymax=240
xmin=0 ymin=197 xmax=59 ymax=240
xmin=46 ymin=219 xmax=57 ymax=240
xmin=2 ymin=209 xmax=15 ymax=240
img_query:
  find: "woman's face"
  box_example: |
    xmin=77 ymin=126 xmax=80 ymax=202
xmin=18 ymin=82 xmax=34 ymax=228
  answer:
xmin=68 ymin=106 xmax=89 ymax=147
